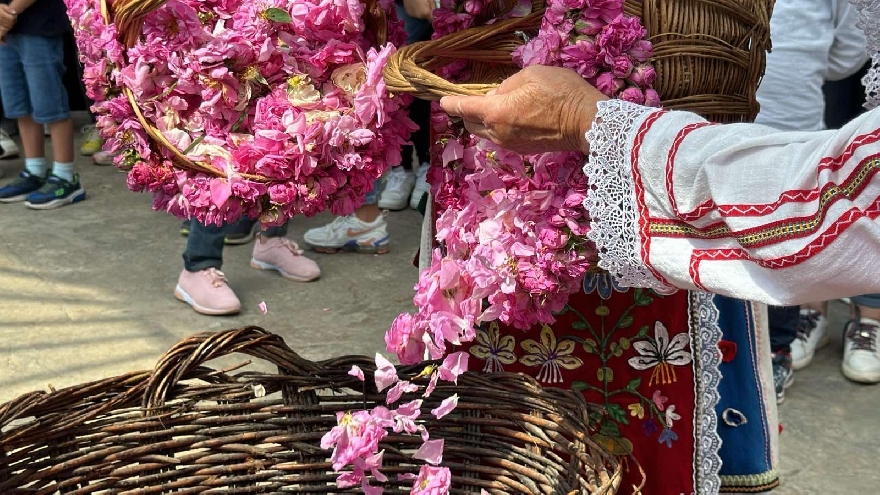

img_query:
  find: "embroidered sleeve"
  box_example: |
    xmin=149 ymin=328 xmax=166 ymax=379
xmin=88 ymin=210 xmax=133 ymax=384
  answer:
xmin=584 ymin=101 xmax=880 ymax=305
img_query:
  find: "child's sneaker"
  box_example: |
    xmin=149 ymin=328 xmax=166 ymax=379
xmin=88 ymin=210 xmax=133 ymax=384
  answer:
xmin=93 ymin=151 xmax=116 ymax=166
xmin=0 ymin=129 xmax=19 ymax=159
xmin=791 ymin=309 xmax=830 ymax=370
xmin=410 ymin=163 xmax=430 ymax=210
xmin=0 ymin=170 xmax=47 ymax=203
xmin=174 ymin=268 xmax=241 ymax=315
xmin=24 ymin=174 xmax=86 ymax=210
xmin=842 ymin=318 xmax=880 ymax=384
xmin=304 ymin=214 xmax=390 ymax=254
xmin=379 ymin=167 xmax=416 ymax=211
xmin=771 ymin=351 xmax=794 ymax=404
xmin=250 ymin=235 xmax=321 ymax=282
xmin=80 ymin=125 xmax=102 ymax=156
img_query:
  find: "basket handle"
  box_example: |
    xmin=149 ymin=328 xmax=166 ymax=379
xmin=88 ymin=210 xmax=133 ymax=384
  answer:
xmin=141 ymin=327 xmax=323 ymax=409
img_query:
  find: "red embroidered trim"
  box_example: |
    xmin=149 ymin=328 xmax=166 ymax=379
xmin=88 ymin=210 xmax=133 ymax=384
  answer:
xmin=665 ymin=122 xmax=714 ymax=221
xmin=650 ymin=155 xmax=880 ymax=247
xmin=688 ymin=198 xmax=880 ymax=288
xmin=631 ymin=110 xmax=670 ymax=286
xmin=666 ymin=128 xmax=880 ymax=220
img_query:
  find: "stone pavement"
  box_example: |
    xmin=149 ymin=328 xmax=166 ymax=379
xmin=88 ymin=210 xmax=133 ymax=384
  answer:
xmin=0 ymin=115 xmax=876 ymax=493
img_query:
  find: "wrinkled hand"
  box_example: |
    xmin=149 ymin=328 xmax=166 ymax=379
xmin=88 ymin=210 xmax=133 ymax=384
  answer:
xmin=403 ymin=0 xmax=434 ymax=21
xmin=440 ymin=65 xmax=609 ymax=155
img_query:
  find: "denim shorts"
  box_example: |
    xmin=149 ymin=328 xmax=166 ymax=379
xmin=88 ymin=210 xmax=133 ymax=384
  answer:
xmin=0 ymin=34 xmax=70 ymax=124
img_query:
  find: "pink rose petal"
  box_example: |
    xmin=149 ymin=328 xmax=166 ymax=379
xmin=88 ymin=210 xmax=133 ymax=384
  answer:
xmin=348 ymin=365 xmax=365 ymax=381
xmin=258 ymin=301 xmax=268 ymax=314
xmin=431 ymin=394 xmax=459 ymax=420
xmin=413 ymin=439 xmax=445 ymax=465
xmin=374 ymin=353 xmax=399 ymax=392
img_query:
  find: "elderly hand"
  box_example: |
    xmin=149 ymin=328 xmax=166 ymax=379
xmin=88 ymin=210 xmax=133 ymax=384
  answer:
xmin=440 ymin=65 xmax=609 ymax=154
xmin=403 ymin=0 xmax=434 ymax=21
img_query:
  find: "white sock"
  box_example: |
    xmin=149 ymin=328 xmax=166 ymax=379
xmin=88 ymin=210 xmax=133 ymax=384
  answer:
xmin=52 ymin=161 xmax=75 ymax=182
xmin=25 ymin=157 xmax=47 ymax=177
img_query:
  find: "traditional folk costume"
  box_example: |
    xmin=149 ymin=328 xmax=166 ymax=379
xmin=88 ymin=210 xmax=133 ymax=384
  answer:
xmin=425 ymin=1 xmax=880 ymax=493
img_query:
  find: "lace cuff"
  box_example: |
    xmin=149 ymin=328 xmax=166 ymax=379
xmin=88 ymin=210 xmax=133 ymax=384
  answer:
xmin=851 ymin=0 xmax=880 ymax=109
xmin=582 ymin=99 xmax=674 ymax=293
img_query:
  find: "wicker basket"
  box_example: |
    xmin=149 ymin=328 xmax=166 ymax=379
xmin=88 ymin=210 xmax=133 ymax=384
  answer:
xmin=0 ymin=327 xmax=621 ymax=493
xmin=383 ymin=0 xmax=774 ymax=123
xmin=99 ymin=0 xmax=390 ymax=181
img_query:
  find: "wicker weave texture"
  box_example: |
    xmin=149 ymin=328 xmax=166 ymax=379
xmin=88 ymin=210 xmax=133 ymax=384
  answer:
xmin=383 ymin=0 xmax=774 ymax=123
xmin=0 ymin=327 xmax=621 ymax=494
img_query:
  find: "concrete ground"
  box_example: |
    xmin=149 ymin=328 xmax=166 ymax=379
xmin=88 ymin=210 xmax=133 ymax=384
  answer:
xmin=0 ymin=114 xmax=877 ymax=493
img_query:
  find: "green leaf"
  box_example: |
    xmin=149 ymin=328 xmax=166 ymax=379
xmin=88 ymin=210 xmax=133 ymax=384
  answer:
xmin=637 ymin=325 xmax=650 ymax=338
xmin=230 ymin=112 xmax=248 ymax=133
xmin=612 ymin=345 xmax=624 ymax=357
xmin=572 ymin=381 xmax=590 ymax=393
xmin=572 ymin=320 xmax=588 ymax=331
xmin=595 ymin=305 xmax=610 ymax=316
xmin=618 ymin=314 xmax=634 ymax=329
xmin=599 ymin=420 xmax=621 ymax=437
xmin=626 ymin=377 xmax=641 ymax=390
xmin=182 ymin=134 xmax=206 ymax=155
xmin=635 ymin=295 xmax=654 ymax=307
xmin=583 ymin=339 xmax=597 ymax=354
xmin=597 ymin=367 xmax=614 ymax=383
xmin=553 ymin=305 xmax=570 ymax=316
xmin=619 ymin=337 xmax=631 ymax=350
xmin=606 ymin=403 xmax=629 ymax=425
xmin=264 ymin=7 xmax=292 ymax=23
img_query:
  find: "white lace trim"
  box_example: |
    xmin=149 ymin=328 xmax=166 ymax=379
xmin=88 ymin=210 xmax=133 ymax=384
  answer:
xmin=583 ymin=99 xmax=674 ymax=293
xmin=691 ymin=291 xmax=724 ymax=495
xmin=850 ymin=0 xmax=880 ymax=109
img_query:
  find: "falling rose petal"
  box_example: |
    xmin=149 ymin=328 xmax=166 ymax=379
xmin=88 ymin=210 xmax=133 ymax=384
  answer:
xmin=258 ymin=301 xmax=268 ymax=314
xmin=441 ymin=140 xmax=464 ymax=166
xmin=398 ymin=473 xmax=417 ymax=481
xmin=209 ymin=179 xmax=232 ymax=207
xmin=438 ymin=352 xmax=469 ymax=383
xmin=423 ymin=370 xmax=441 ymax=398
xmin=348 ymin=365 xmax=365 ymax=381
xmin=362 ymin=484 xmax=384 ymax=495
xmin=413 ymin=439 xmax=445 ymax=465
xmin=386 ymin=380 xmax=418 ymax=404
xmin=374 ymin=353 xmax=399 ymax=392
xmin=431 ymin=394 xmax=459 ymax=420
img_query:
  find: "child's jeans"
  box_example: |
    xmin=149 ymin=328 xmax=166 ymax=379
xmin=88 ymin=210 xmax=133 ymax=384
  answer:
xmin=0 ymin=34 xmax=70 ymax=124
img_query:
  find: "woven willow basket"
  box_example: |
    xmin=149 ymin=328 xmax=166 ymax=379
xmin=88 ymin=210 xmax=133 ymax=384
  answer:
xmin=383 ymin=0 xmax=775 ymax=123
xmin=0 ymin=327 xmax=622 ymax=493
xmin=99 ymin=0 xmax=389 ymax=180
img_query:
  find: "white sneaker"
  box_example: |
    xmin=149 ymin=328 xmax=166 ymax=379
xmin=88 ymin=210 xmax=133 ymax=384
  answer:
xmin=791 ymin=309 xmax=830 ymax=370
xmin=303 ymin=214 xmax=390 ymax=254
xmin=842 ymin=318 xmax=880 ymax=384
xmin=378 ymin=167 xmax=416 ymax=211
xmin=0 ymin=130 xmax=19 ymax=159
xmin=410 ymin=163 xmax=430 ymax=210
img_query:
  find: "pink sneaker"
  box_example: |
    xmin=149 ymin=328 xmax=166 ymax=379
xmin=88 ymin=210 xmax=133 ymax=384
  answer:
xmin=174 ymin=268 xmax=241 ymax=315
xmin=250 ymin=235 xmax=321 ymax=282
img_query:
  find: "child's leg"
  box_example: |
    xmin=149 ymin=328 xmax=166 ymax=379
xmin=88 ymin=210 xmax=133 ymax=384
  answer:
xmin=0 ymin=34 xmax=45 ymax=175
xmin=17 ymin=34 xmax=75 ymax=180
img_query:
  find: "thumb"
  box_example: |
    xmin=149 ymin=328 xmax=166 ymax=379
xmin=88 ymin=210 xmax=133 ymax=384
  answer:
xmin=440 ymin=95 xmax=490 ymax=124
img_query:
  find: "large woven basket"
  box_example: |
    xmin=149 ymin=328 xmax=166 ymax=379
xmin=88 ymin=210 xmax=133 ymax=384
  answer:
xmin=0 ymin=327 xmax=621 ymax=493
xmin=384 ymin=0 xmax=775 ymax=123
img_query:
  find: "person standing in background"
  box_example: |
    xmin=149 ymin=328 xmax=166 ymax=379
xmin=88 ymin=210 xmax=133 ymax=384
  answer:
xmin=0 ymin=0 xmax=85 ymax=209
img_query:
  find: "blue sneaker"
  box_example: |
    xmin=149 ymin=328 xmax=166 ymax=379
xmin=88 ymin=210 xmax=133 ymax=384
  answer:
xmin=0 ymin=170 xmax=47 ymax=203
xmin=24 ymin=173 xmax=86 ymax=210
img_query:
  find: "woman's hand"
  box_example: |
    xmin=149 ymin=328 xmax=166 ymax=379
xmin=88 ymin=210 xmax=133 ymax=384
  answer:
xmin=403 ymin=0 xmax=435 ymax=21
xmin=440 ymin=65 xmax=609 ymax=154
